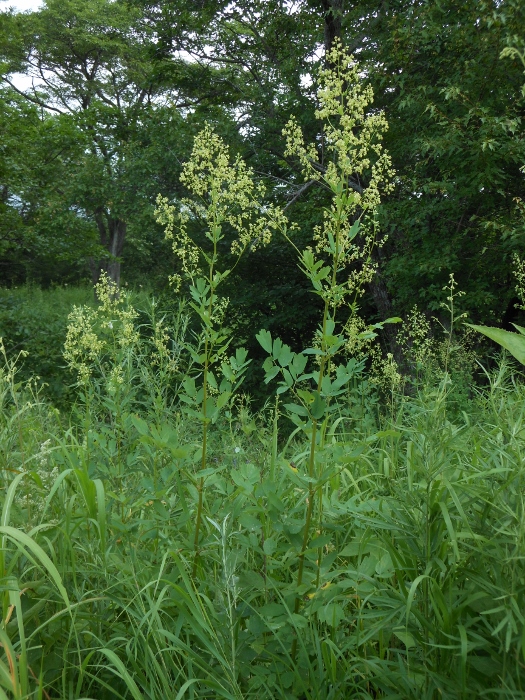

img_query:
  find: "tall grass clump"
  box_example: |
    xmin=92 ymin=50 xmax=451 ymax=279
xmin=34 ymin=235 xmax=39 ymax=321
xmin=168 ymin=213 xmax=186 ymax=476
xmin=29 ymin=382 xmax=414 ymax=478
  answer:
xmin=0 ymin=43 xmax=523 ymax=700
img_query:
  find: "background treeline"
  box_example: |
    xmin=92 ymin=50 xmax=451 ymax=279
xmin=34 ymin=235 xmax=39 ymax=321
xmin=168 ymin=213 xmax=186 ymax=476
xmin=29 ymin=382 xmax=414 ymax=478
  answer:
xmin=0 ymin=0 xmax=525 ymax=402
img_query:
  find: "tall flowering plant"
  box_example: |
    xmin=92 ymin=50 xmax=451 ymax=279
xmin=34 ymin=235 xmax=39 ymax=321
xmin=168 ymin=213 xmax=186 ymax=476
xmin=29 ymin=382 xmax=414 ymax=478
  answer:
xmin=257 ymin=41 xmax=398 ymax=656
xmin=156 ymin=126 xmax=286 ymax=571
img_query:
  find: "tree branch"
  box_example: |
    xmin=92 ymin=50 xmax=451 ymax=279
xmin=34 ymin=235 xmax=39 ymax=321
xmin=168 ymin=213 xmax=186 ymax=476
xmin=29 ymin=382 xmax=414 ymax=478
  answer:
xmin=2 ymin=77 xmax=64 ymax=114
xmin=284 ymin=179 xmax=318 ymax=210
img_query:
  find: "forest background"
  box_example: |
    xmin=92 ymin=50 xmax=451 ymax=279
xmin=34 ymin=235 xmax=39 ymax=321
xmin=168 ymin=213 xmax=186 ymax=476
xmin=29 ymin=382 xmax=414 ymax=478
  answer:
xmin=1 ymin=0 xmax=525 ymax=404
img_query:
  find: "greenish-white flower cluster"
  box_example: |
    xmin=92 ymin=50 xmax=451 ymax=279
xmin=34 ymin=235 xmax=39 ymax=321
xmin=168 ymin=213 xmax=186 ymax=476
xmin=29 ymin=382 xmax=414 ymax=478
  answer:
xmin=63 ymin=272 xmax=139 ymax=386
xmin=283 ymin=39 xmax=395 ymax=303
xmin=155 ymin=124 xmax=286 ymax=292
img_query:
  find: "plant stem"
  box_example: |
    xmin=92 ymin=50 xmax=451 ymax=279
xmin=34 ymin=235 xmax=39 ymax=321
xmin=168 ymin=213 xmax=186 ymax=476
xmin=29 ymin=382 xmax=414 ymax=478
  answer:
xmin=192 ymin=211 xmax=218 ymax=577
xmin=291 ymin=289 xmax=331 ymax=660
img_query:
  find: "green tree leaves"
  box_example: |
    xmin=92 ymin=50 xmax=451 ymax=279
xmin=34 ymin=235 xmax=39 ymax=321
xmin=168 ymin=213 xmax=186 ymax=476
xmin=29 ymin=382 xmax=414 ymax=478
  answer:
xmin=468 ymin=323 xmax=525 ymax=365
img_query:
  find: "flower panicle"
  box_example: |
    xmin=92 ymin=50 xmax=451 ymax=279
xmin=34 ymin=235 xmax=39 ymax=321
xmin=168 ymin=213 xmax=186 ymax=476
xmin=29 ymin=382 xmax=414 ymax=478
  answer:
xmin=156 ymin=124 xmax=288 ymax=285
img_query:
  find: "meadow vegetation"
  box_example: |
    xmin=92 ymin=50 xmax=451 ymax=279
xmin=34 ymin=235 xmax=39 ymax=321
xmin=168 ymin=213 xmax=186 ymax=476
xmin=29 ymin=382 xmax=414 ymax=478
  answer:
xmin=0 ymin=44 xmax=524 ymax=700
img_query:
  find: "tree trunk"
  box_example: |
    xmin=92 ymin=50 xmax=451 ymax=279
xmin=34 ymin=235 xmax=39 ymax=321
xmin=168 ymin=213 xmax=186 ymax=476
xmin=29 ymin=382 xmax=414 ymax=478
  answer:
xmin=90 ymin=209 xmax=127 ymax=290
xmin=321 ymin=0 xmax=343 ymax=54
xmin=368 ymin=265 xmax=405 ymax=368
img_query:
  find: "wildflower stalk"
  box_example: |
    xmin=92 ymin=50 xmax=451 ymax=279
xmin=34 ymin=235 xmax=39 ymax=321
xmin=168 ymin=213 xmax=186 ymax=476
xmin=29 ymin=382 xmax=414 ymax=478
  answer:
xmin=192 ymin=205 xmax=218 ymax=574
xmin=63 ymin=272 xmax=139 ymax=513
xmin=291 ymin=176 xmax=350 ymax=658
xmin=294 ymin=271 xmax=331 ymax=614
xmin=156 ymin=126 xmax=282 ymax=576
xmin=0 ymin=340 xmax=28 ymax=466
xmin=258 ymin=40 xmax=397 ymax=661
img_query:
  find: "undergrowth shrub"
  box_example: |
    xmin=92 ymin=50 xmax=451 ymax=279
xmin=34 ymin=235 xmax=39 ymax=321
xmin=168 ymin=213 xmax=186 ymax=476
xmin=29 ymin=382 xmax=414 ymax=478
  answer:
xmin=393 ymin=274 xmax=479 ymax=416
xmin=0 ymin=285 xmax=93 ymax=407
xmin=1 ymin=333 xmax=525 ymax=699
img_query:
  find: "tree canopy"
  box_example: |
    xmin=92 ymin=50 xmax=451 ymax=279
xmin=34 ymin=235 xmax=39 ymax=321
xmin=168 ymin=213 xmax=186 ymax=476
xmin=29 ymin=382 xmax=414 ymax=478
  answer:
xmin=1 ymin=0 xmax=524 ymax=336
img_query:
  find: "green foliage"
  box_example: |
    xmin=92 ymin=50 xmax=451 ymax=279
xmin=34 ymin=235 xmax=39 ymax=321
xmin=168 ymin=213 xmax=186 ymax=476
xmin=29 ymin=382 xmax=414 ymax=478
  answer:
xmin=370 ymin=0 xmax=525 ymax=321
xmin=155 ymin=124 xmax=284 ymax=569
xmin=2 ymin=6 xmax=525 ymax=698
xmin=3 ymin=0 xmax=525 ymax=342
xmin=0 ymin=306 xmax=525 ymax=698
xmin=0 ymin=90 xmax=101 ymax=284
xmin=0 ymin=285 xmax=93 ymax=406
xmin=0 ymin=0 xmax=239 ymax=286
xmin=257 ymin=42 xmax=399 ymax=625
xmin=468 ymin=322 xmax=525 ymax=365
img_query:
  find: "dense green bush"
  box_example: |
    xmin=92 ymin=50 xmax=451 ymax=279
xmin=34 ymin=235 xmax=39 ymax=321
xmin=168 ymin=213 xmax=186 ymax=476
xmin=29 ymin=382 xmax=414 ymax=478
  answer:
xmin=0 ymin=285 xmax=94 ymax=406
xmin=1 ymin=327 xmax=524 ymax=699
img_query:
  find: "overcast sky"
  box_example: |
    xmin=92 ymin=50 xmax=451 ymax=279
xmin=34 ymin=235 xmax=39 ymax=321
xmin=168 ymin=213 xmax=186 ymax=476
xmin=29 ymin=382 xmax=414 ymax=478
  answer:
xmin=1 ymin=0 xmax=42 ymax=11
xmin=1 ymin=0 xmax=43 ymax=90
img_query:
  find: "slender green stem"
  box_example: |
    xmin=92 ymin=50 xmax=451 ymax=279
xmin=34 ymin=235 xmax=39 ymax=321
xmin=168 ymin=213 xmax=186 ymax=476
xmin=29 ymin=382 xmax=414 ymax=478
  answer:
xmin=291 ymin=284 xmax=331 ymax=659
xmin=292 ymin=188 xmax=349 ymax=657
xmin=192 ymin=212 xmax=218 ymax=577
xmin=316 ymin=192 xmax=344 ymax=587
xmin=270 ymin=395 xmax=279 ymax=484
